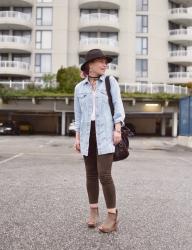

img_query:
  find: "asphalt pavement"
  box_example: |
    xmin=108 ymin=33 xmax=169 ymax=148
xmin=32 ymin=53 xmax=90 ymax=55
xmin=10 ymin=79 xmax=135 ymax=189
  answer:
xmin=0 ymin=136 xmax=192 ymax=250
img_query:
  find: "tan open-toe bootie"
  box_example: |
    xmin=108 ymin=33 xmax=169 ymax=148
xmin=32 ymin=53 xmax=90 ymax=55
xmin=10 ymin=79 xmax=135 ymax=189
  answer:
xmin=87 ymin=207 xmax=99 ymax=228
xmin=98 ymin=209 xmax=118 ymax=233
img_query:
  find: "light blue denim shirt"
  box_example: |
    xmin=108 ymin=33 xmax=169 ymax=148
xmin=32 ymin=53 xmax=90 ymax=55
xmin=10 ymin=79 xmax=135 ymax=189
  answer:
xmin=74 ymin=74 xmax=125 ymax=156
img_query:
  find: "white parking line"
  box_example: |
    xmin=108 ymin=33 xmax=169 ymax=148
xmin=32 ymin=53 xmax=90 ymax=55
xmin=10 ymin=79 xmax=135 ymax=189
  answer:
xmin=0 ymin=139 xmax=9 ymax=142
xmin=0 ymin=153 xmax=24 ymax=165
xmin=178 ymin=157 xmax=192 ymax=165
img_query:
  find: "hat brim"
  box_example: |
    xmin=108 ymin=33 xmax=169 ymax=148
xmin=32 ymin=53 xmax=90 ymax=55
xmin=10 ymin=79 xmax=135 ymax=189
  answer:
xmin=81 ymin=56 xmax=113 ymax=72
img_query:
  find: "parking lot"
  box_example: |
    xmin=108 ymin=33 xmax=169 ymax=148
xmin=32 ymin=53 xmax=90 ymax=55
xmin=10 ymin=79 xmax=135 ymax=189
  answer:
xmin=0 ymin=136 xmax=192 ymax=250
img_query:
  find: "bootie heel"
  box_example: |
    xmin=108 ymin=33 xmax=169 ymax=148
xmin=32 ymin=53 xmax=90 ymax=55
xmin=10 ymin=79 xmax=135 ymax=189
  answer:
xmin=87 ymin=207 xmax=99 ymax=228
xmin=98 ymin=209 xmax=118 ymax=233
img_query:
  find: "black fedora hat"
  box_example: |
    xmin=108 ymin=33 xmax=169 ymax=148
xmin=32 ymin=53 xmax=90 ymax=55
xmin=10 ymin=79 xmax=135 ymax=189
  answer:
xmin=81 ymin=49 xmax=112 ymax=71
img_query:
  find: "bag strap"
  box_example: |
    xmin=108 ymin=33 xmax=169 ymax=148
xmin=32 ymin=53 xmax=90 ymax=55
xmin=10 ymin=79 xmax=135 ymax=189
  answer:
xmin=105 ymin=76 xmax=114 ymax=117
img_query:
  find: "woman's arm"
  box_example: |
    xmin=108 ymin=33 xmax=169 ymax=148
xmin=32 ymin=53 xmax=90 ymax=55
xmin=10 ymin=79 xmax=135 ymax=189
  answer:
xmin=109 ymin=76 xmax=125 ymax=125
xmin=74 ymin=86 xmax=81 ymax=152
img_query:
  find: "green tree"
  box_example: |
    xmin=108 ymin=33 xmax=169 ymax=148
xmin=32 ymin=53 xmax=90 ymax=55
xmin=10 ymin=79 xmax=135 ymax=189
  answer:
xmin=56 ymin=66 xmax=81 ymax=93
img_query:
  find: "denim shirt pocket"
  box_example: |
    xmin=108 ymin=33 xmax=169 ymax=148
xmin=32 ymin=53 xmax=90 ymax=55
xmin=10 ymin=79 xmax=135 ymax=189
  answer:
xmin=77 ymin=92 xmax=90 ymax=109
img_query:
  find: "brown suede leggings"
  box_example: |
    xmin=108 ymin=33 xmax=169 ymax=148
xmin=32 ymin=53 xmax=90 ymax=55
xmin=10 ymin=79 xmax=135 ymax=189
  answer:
xmin=83 ymin=121 xmax=116 ymax=209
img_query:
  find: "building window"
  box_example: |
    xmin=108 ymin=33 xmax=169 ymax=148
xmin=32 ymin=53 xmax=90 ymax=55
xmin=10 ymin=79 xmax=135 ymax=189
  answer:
xmin=136 ymin=37 xmax=148 ymax=55
xmin=136 ymin=59 xmax=148 ymax=77
xmin=36 ymin=30 xmax=52 ymax=49
xmin=136 ymin=0 xmax=148 ymax=11
xmin=35 ymin=54 xmax=51 ymax=73
xmin=36 ymin=7 xmax=53 ymax=26
xmin=13 ymin=30 xmax=31 ymax=41
xmin=12 ymin=54 xmax=30 ymax=64
xmin=136 ymin=15 xmax=148 ymax=33
xmin=0 ymin=53 xmax=8 ymax=61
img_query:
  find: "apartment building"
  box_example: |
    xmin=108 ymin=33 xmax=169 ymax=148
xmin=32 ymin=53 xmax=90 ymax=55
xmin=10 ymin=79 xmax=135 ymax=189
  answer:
xmin=0 ymin=0 xmax=191 ymax=84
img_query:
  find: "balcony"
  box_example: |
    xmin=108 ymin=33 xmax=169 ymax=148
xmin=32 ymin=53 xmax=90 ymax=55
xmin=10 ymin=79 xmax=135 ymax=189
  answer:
xmin=0 ymin=11 xmax=33 ymax=30
xmin=168 ymin=8 xmax=192 ymax=26
xmin=106 ymin=63 xmax=119 ymax=78
xmin=0 ymin=0 xmax=33 ymax=7
xmin=168 ymin=50 xmax=192 ymax=66
xmin=170 ymin=0 xmax=192 ymax=7
xmin=0 ymin=61 xmax=31 ymax=77
xmin=79 ymin=0 xmax=120 ymax=9
xmin=168 ymin=71 xmax=192 ymax=84
xmin=0 ymin=35 xmax=32 ymax=53
xmin=79 ymin=38 xmax=119 ymax=54
xmin=168 ymin=28 xmax=192 ymax=46
xmin=80 ymin=13 xmax=119 ymax=32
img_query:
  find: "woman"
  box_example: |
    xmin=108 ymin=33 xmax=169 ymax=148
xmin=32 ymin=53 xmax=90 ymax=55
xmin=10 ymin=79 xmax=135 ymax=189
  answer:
xmin=74 ymin=49 xmax=125 ymax=233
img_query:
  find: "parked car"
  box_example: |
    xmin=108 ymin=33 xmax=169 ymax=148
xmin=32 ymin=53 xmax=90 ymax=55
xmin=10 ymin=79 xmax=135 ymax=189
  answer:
xmin=0 ymin=121 xmax=19 ymax=135
xmin=68 ymin=120 xmax=75 ymax=136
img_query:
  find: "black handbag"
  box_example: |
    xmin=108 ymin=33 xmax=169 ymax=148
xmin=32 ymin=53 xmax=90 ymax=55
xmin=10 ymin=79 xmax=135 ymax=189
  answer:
xmin=105 ymin=76 xmax=129 ymax=162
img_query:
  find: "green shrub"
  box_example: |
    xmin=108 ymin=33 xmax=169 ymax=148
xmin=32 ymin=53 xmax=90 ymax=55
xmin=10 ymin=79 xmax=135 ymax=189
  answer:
xmin=56 ymin=66 xmax=81 ymax=93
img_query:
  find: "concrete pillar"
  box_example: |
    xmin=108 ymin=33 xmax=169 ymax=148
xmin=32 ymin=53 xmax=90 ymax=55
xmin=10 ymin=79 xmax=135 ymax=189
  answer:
xmin=172 ymin=112 xmax=178 ymax=137
xmin=161 ymin=117 xmax=166 ymax=136
xmin=61 ymin=111 xmax=66 ymax=136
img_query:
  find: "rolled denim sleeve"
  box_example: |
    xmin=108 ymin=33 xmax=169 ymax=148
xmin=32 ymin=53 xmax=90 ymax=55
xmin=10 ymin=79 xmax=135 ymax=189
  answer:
xmin=109 ymin=76 xmax=125 ymax=125
xmin=74 ymin=86 xmax=81 ymax=132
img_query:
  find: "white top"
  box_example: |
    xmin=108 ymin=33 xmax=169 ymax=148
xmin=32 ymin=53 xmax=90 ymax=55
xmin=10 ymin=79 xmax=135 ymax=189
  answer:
xmin=91 ymin=90 xmax=96 ymax=121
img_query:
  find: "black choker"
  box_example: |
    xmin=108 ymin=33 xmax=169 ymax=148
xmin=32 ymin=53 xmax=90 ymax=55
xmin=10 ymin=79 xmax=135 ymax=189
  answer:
xmin=88 ymin=75 xmax=101 ymax=80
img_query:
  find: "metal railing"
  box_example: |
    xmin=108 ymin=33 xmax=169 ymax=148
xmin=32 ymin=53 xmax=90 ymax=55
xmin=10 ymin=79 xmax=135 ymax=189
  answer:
xmin=80 ymin=13 xmax=118 ymax=23
xmin=169 ymin=50 xmax=192 ymax=57
xmin=0 ymin=61 xmax=30 ymax=70
xmin=169 ymin=72 xmax=192 ymax=79
xmin=168 ymin=8 xmax=188 ymax=14
xmin=0 ymin=81 xmax=188 ymax=94
xmin=0 ymin=35 xmax=31 ymax=44
xmin=169 ymin=28 xmax=192 ymax=36
xmin=119 ymin=82 xmax=188 ymax=95
xmin=0 ymin=81 xmax=43 ymax=90
xmin=0 ymin=11 xmax=32 ymax=21
xmin=80 ymin=38 xmax=118 ymax=47
xmin=169 ymin=7 xmax=191 ymax=14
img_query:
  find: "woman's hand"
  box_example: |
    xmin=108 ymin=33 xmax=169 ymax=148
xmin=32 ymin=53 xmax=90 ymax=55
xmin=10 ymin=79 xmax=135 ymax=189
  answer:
xmin=113 ymin=130 xmax=122 ymax=145
xmin=74 ymin=138 xmax=80 ymax=152
xmin=74 ymin=132 xmax=80 ymax=152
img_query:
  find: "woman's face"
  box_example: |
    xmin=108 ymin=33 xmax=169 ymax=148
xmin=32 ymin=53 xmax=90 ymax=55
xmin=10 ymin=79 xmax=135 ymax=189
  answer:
xmin=89 ymin=58 xmax=108 ymax=76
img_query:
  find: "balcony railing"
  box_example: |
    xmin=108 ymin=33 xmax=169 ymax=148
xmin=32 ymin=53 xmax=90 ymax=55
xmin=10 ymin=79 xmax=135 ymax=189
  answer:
xmin=169 ymin=7 xmax=190 ymax=14
xmin=169 ymin=49 xmax=192 ymax=57
xmin=80 ymin=38 xmax=118 ymax=47
xmin=0 ymin=61 xmax=31 ymax=75
xmin=0 ymin=81 xmax=188 ymax=94
xmin=0 ymin=35 xmax=31 ymax=44
xmin=119 ymin=82 xmax=188 ymax=95
xmin=81 ymin=13 xmax=118 ymax=23
xmin=0 ymin=11 xmax=32 ymax=21
xmin=169 ymin=72 xmax=192 ymax=80
xmin=169 ymin=28 xmax=192 ymax=36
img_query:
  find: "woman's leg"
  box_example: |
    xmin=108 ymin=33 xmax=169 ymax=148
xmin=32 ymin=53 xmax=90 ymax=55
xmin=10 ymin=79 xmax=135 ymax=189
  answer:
xmin=83 ymin=121 xmax=99 ymax=227
xmin=83 ymin=154 xmax=99 ymax=205
xmin=97 ymin=153 xmax=118 ymax=232
xmin=97 ymin=153 xmax=116 ymax=210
